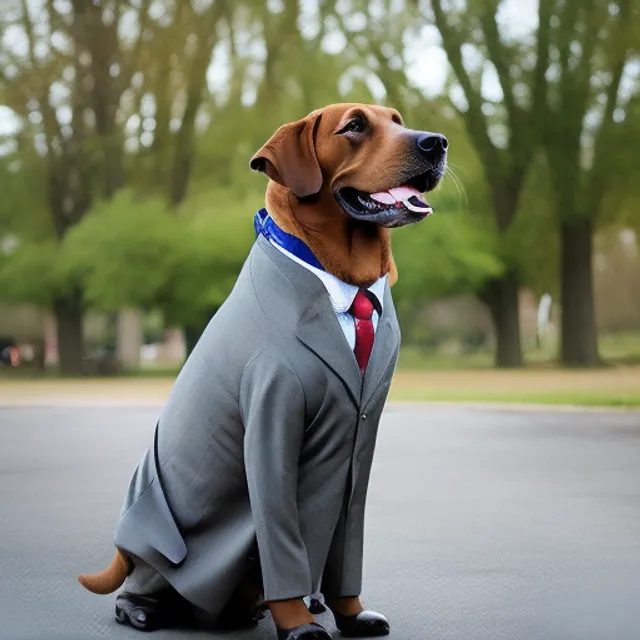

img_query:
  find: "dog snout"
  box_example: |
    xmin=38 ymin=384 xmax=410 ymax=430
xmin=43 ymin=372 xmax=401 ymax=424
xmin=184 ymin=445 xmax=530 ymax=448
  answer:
xmin=415 ymin=133 xmax=448 ymax=164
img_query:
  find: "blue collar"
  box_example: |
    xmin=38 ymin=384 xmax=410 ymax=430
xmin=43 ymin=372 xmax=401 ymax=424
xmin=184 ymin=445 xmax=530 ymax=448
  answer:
xmin=254 ymin=208 xmax=325 ymax=271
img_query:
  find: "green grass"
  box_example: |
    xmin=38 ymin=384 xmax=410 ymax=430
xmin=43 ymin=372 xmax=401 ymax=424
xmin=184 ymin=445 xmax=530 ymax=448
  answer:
xmin=3 ymin=332 xmax=640 ymax=379
xmin=388 ymin=388 xmax=640 ymax=408
xmin=0 ymin=364 xmax=182 ymax=380
xmin=1 ymin=371 xmax=638 ymax=408
xmin=598 ymin=332 xmax=640 ymax=364
xmin=398 ymin=331 xmax=640 ymax=371
xmin=398 ymin=347 xmax=495 ymax=370
xmin=2 ymin=332 xmax=639 ymax=410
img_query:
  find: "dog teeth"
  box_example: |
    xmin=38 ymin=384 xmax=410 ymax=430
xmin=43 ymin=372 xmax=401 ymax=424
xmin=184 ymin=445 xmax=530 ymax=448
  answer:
xmin=403 ymin=197 xmax=433 ymax=214
xmin=359 ymin=194 xmax=399 ymax=212
xmin=359 ymin=191 xmax=432 ymax=214
xmin=357 ymin=195 xmax=376 ymax=210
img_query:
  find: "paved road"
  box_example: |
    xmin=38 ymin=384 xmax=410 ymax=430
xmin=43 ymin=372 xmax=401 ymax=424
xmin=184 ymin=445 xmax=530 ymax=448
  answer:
xmin=1 ymin=404 xmax=639 ymax=640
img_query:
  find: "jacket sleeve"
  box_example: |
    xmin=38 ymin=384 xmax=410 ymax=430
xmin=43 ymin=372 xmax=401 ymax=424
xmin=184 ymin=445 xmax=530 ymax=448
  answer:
xmin=240 ymin=353 xmax=312 ymax=601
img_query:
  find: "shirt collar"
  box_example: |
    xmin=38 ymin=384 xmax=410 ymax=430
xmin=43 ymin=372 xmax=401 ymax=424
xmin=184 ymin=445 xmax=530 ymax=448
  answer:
xmin=271 ymin=242 xmax=387 ymax=315
xmin=256 ymin=208 xmax=386 ymax=314
xmin=254 ymin=208 xmax=325 ymax=270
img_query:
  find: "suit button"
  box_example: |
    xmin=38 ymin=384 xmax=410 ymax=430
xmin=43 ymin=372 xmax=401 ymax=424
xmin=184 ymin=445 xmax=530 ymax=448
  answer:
xmin=360 ymin=413 xmax=367 ymax=421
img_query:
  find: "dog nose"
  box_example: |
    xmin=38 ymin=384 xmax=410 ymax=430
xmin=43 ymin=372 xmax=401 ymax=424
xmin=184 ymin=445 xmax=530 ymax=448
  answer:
xmin=417 ymin=133 xmax=448 ymax=156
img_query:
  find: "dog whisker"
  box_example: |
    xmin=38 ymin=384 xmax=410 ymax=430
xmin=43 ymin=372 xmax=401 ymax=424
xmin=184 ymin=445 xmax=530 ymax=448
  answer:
xmin=442 ymin=165 xmax=468 ymax=210
xmin=445 ymin=161 xmax=470 ymax=177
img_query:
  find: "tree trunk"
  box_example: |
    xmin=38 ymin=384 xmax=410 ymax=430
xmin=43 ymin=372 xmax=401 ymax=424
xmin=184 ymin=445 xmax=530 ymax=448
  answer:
xmin=117 ymin=308 xmax=142 ymax=371
xmin=183 ymin=306 xmax=219 ymax=357
xmin=183 ymin=324 xmax=203 ymax=359
xmin=560 ymin=217 xmax=600 ymax=366
xmin=481 ymin=272 xmax=523 ymax=368
xmin=54 ymin=292 xmax=84 ymax=376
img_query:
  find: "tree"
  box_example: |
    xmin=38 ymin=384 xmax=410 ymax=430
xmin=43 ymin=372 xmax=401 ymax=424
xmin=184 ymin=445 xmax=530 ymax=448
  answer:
xmin=392 ymin=210 xmax=504 ymax=305
xmin=539 ymin=0 xmax=639 ymax=365
xmin=415 ymin=0 xmax=639 ymax=367
xmin=56 ymin=187 xmax=259 ymax=354
xmin=330 ymin=0 xmax=542 ymax=366
xmin=412 ymin=0 xmax=553 ymax=367
xmin=59 ymin=190 xmax=187 ymax=312
xmin=0 ymin=0 xmax=238 ymax=371
xmin=390 ymin=123 xmax=505 ymax=341
xmin=173 ymin=0 xmax=366 ymax=350
xmin=0 ymin=0 xmax=153 ymax=373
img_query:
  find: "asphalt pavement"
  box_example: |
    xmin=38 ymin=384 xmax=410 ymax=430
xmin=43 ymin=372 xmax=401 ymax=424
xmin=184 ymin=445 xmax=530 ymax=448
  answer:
xmin=0 ymin=404 xmax=639 ymax=640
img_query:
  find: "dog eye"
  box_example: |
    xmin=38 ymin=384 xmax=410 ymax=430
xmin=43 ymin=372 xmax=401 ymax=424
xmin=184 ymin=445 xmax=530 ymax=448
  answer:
xmin=338 ymin=116 xmax=367 ymax=135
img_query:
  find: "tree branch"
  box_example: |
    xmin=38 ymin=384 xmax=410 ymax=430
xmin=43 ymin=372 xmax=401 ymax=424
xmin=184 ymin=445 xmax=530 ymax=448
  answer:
xmin=478 ymin=0 xmax=519 ymax=131
xmin=545 ymin=1 xmax=601 ymax=199
xmin=332 ymin=8 xmax=414 ymax=110
xmin=21 ymin=0 xmax=63 ymax=152
xmin=20 ymin=0 xmax=39 ymax=70
xmin=169 ymin=0 xmax=228 ymax=207
xmin=573 ymin=2 xmax=605 ymax=108
xmin=555 ymin=0 xmax=581 ymax=84
xmin=531 ymin=0 xmax=552 ymax=121
xmin=431 ymin=0 xmax=509 ymax=223
xmin=431 ymin=0 xmax=494 ymax=147
xmin=587 ymin=0 xmax=633 ymax=212
xmin=224 ymin=9 xmax=246 ymax=110
xmin=119 ymin=0 xmax=153 ymax=94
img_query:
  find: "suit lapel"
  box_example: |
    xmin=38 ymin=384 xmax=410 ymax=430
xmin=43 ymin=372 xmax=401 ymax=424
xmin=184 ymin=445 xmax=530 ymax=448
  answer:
xmin=296 ymin=302 xmax=362 ymax=406
xmin=255 ymin=235 xmax=398 ymax=407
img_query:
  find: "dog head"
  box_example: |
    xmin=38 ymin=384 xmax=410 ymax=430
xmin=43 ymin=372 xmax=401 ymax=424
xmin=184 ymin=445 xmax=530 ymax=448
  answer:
xmin=250 ymin=103 xmax=448 ymax=228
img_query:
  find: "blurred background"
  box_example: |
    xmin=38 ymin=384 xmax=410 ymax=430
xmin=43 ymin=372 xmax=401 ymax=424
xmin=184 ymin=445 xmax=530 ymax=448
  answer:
xmin=0 ymin=0 xmax=639 ymax=401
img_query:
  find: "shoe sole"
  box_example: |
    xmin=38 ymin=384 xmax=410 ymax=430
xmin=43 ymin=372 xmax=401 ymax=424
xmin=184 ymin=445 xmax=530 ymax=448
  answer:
xmin=115 ymin=604 xmax=158 ymax=632
xmin=277 ymin=628 xmax=332 ymax=640
xmin=339 ymin=623 xmax=390 ymax=638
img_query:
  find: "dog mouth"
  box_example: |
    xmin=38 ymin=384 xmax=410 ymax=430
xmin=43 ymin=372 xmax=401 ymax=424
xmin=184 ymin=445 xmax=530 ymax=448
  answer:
xmin=334 ymin=171 xmax=440 ymax=228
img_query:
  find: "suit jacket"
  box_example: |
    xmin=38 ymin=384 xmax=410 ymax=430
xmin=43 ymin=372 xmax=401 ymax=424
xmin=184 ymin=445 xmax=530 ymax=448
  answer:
xmin=114 ymin=234 xmax=401 ymax=615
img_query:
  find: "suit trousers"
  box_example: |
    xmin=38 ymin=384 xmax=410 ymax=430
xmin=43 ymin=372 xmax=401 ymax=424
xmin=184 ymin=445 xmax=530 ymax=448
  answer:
xmin=124 ymin=556 xmax=170 ymax=595
xmin=123 ymin=557 xmax=330 ymax=609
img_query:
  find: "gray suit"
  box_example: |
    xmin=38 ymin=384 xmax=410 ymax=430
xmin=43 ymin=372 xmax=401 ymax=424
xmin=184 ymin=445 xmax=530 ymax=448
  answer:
xmin=114 ymin=235 xmax=401 ymax=616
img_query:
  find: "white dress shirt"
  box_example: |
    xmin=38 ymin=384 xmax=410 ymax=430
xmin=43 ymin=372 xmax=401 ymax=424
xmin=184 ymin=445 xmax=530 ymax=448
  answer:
xmin=270 ymin=241 xmax=387 ymax=351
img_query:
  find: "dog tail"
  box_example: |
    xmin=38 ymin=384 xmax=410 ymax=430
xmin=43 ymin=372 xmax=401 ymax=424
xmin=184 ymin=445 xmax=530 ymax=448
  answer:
xmin=78 ymin=549 xmax=132 ymax=594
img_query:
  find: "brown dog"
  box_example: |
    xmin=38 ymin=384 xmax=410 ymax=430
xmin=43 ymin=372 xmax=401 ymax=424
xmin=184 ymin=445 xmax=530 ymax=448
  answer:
xmin=79 ymin=103 xmax=447 ymax=636
xmin=251 ymin=103 xmax=447 ymax=289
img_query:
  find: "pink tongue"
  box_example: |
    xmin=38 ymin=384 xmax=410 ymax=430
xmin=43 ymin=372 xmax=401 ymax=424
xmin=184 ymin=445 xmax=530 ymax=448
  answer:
xmin=370 ymin=185 xmax=422 ymax=204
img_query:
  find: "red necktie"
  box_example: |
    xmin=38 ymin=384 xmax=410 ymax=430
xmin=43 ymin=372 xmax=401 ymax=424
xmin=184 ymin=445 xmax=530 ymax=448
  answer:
xmin=349 ymin=289 xmax=375 ymax=375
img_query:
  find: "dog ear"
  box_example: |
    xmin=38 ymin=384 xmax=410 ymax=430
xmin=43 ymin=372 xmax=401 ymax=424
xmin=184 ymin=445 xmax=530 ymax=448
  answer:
xmin=250 ymin=114 xmax=323 ymax=198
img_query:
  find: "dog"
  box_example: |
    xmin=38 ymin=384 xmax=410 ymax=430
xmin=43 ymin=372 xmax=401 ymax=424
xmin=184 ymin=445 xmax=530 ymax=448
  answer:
xmin=78 ymin=103 xmax=447 ymax=640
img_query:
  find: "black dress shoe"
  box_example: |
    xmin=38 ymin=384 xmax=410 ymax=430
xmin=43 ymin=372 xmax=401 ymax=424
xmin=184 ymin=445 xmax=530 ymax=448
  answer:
xmin=276 ymin=621 xmax=333 ymax=640
xmin=308 ymin=595 xmax=327 ymax=614
xmin=333 ymin=610 xmax=390 ymax=637
xmin=213 ymin=601 xmax=266 ymax=630
xmin=115 ymin=590 xmax=193 ymax=631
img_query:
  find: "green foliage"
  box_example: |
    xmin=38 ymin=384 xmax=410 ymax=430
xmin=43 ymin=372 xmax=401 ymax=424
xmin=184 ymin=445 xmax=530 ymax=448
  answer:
xmin=390 ymin=110 xmax=504 ymax=303
xmin=0 ymin=241 xmax=61 ymax=307
xmin=55 ymin=188 xmax=263 ymax=327
xmin=156 ymin=188 xmax=261 ymax=326
xmin=0 ymin=154 xmax=52 ymax=242
xmin=504 ymin=154 xmax=559 ymax=296
xmin=59 ymin=190 xmax=187 ymax=312
xmin=1 ymin=0 xmax=638 ymax=370
xmin=392 ymin=208 xmax=504 ymax=304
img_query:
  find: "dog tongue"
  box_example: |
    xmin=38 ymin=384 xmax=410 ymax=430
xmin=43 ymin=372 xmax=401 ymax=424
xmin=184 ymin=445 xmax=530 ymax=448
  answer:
xmin=370 ymin=185 xmax=422 ymax=204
